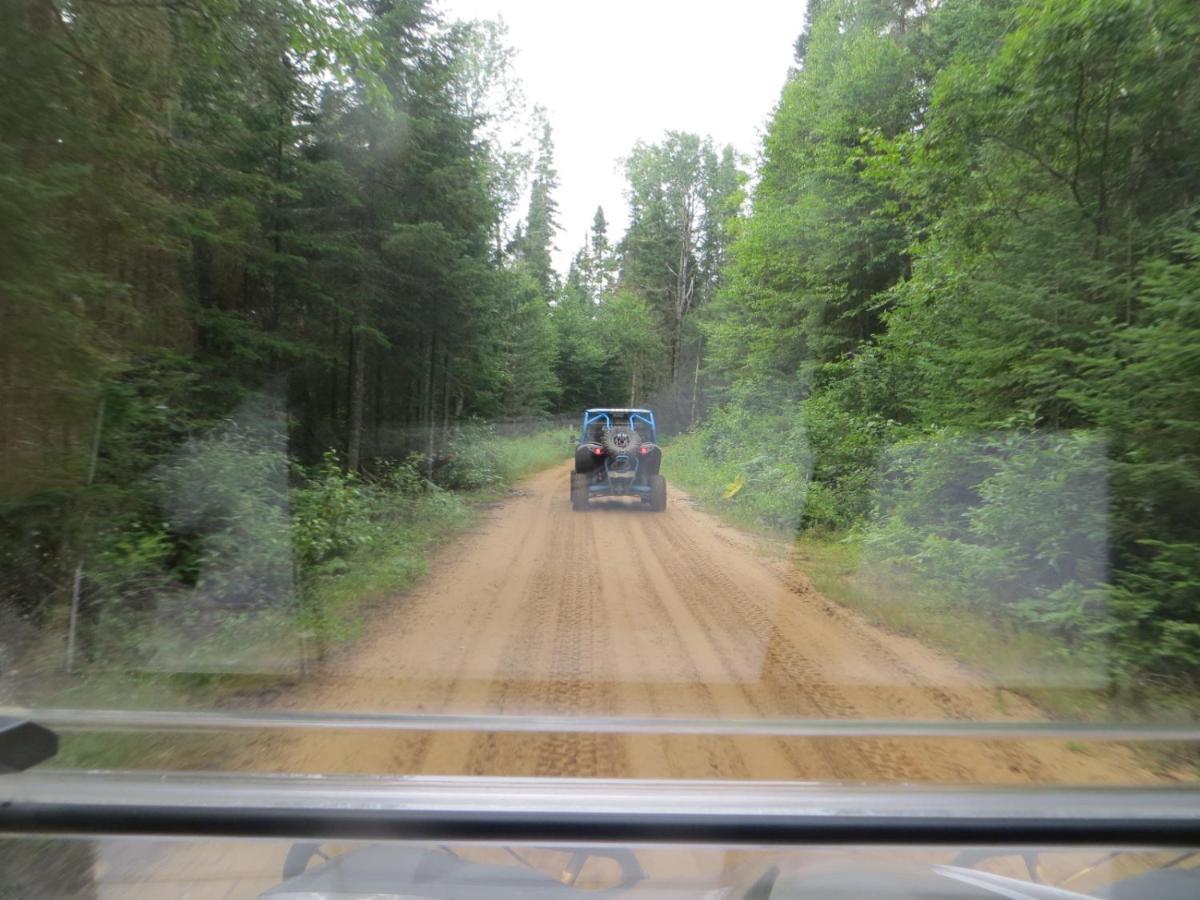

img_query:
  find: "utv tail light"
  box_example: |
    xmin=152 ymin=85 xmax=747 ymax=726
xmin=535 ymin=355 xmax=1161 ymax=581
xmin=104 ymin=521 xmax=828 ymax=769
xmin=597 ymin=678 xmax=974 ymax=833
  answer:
xmin=639 ymin=447 xmax=649 ymax=455
xmin=592 ymin=447 xmax=604 ymax=455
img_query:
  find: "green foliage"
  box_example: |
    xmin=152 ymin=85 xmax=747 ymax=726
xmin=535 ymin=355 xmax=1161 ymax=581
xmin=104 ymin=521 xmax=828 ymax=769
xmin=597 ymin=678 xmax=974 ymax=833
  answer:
xmin=1109 ymin=543 xmax=1200 ymax=679
xmin=436 ymin=424 xmax=570 ymax=490
xmin=490 ymin=427 xmax=574 ymax=482
xmin=519 ymin=116 xmax=562 ymax=296
xmin=551 ymin=285 xmax=610 ymax=411
xmin=666 ymin=389 xmax=894 ymax=535
xmin=597 ymin=291 xmax=669 ymax=407
xmin=706 ymin=0 xmax=916 ymax=382
xmin=0 ymin=0 xmax=583 ymax=673
xmin=495 ymin=267 xmax=561 ymax=418
xmin=863 ymin=432 xmax=1110 ymax=644
xmin=292 ymin=453 xmax=381 ymax=573
xmin=568 ymin=206 xmax=619 ymax=302
xmin=437 ymin=427 xmax=509 ymax=490
xmin=620 ymin=133 xmax=745 ymax=407
xmin=292 ymin=456 xmax=470 ymax=643
xmin=698 ymin=0 xmax=1200 ymax=689
xmin=666 ymin=407 xmax=813 ymax=533
xmin=8 ymin=420 xmax=562 ymax=681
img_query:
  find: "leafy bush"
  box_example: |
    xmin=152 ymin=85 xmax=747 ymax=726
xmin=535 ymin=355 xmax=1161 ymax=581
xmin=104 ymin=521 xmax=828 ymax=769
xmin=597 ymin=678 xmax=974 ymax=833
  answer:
xmin=152 ymin=419 xmax=294 ymax=611
xmin=436 ymin=425 xmax=507 ymax=490
xmin=373 ymin=457 xmax=435 ymax=498
xmin=666 ymin=394 xmax=894 ymax=534
xmin=71 ymin=424 xmax=566 ymax=669
xmin=436 ymin=423 xmax=570 ymax=490
xmin=860 ymin=429 xmax=1118 ymax=670
xmin=672 ymin=406 xmax=1156 ymax=685
xmin=292 ymin=452 xmax=380 ymax=573
xmin=1108 ymin=542 xmax=1200 ymax=683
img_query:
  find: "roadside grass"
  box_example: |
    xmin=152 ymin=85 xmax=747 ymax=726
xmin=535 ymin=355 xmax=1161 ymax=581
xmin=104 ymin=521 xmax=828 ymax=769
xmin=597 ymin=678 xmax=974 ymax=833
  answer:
xmin=11 ymin=428 xmax=570 ymax=771
xmin=661 ymin=432 xmax=790 ymax=533
xmin=299 ymin=426 xmax=571 ymax=646
xmin=298 ymin=489 xmax=477 ymax=647
xmin=42 ymin=676 xmax=240 ymax=771
xmin=493 ymin=426 xmax=574 ymax=483
xmin=26 ymin=492 xmax=471 ymax=770
xmin=788 ymin=537 xmax=1111 ymax=722
xmin=663 ymin=442 xmax=1152 ymax=726
xmin=790 ymin=537 xmax=1199 ymax=774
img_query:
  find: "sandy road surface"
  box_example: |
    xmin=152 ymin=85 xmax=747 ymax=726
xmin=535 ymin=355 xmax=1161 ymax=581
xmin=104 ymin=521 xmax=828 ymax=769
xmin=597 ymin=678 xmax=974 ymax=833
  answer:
xmin=239 ymin=463 xmax=1155 ymax=785
xmin=88 ymin=463 xmax=1177 ymax=897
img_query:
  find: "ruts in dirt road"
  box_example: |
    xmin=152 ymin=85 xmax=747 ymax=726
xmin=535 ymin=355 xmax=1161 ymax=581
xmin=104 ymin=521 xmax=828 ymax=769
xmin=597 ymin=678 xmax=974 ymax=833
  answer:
xmin=249 ymin=463 xmax=1156 ymax=786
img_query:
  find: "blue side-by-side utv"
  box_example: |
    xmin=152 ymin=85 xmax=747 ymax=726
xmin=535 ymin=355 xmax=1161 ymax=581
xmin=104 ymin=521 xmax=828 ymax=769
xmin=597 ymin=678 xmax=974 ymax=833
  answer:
xmin=570 ymin=408 xmax=666 ymax=512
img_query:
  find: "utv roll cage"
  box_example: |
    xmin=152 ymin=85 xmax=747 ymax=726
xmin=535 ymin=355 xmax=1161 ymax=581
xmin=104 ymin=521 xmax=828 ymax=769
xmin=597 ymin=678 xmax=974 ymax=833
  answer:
xmin=581 ymin=408 xmax=657 ymax=444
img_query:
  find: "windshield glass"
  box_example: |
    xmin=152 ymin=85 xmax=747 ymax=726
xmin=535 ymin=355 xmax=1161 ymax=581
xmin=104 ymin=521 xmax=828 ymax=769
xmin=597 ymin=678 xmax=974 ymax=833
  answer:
xmin=6 ymin=0 xmax=1200 ymax=893
xmin=2 ymin=0 xmax=1199 ymax=821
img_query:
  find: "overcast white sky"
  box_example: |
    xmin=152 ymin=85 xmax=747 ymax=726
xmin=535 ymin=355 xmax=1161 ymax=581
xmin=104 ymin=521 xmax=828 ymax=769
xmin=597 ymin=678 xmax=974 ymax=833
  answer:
xmin=437 ymin=1 xmax=809 ymax=270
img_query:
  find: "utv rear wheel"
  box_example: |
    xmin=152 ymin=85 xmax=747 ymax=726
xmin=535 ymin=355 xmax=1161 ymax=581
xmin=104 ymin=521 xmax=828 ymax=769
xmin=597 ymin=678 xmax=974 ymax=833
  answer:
xmin=571 ymin=472 xmax=590 ymax=511
xmin=648 ymin=474 xmax=667 ymax=512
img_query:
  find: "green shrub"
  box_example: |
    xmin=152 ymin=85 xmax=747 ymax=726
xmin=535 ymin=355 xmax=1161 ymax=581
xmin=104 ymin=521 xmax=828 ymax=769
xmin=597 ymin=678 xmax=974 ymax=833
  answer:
xmin=292 ymin=452 xmax=380 ymax=573
xmin=10 ymin=423 xmax=570 ymax=679
xmin=666 ymin=396 xmax=894 ymax=534
xmin=1108 ymin=542 xmax=1200 ymax=683
xmin=436 ymin=423 xmax=570 ymax=490
xmin=437 ymin=425 xmax=507 ymax=490
xmin=493 ymin=427 xmax=574 ymax=481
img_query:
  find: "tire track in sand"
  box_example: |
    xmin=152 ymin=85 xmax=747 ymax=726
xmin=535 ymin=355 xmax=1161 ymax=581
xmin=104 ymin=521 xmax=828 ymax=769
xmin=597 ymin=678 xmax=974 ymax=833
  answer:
xmin=244 ymin=463 xmax=1161 ymax=787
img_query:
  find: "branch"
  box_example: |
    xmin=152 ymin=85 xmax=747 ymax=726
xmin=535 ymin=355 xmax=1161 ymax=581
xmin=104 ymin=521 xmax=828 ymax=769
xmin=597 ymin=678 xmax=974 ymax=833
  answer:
xmin=979 ymin=130 xmax=1094 ymax=224
xmin=1095 ymin=66 xmax=1118 ymax=239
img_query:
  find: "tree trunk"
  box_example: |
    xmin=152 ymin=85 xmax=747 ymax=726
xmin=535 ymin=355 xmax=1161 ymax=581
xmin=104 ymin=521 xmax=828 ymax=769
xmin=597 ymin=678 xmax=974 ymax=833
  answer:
xmin=373 ymin=353 xmax=384 ymax=456
xmin=669 ymin=193 xmax=697 ymax=383
xmin=425 ymin=334 xmax=437 ymax=474
xmin=690 ymin=341 xmax=702 ymax=426
xmin=441 ymin=347 xmax=452 ymax=447
xmin=329 ymin=315 xmax=340 ymax=434
xmin=347 ymin=327 xmax=365 ymax=471
xmin=65 ymin=397 xmax=105 ymax=673
xmin=0 ymin=306 xmax=11 ymax=457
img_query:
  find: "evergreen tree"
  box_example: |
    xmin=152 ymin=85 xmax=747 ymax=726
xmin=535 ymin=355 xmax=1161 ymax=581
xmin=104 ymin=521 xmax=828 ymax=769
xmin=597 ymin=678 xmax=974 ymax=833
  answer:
xmin=586 ymin=206 xmax=619 ymax=298
xmin=704 ymin=0 xmax=1200 ymax=684
xmin=521 ymin=115 xmax=561 ymax=296
xmin=619 ymin=133 xmax=743 ymax=414
xmin=0 ymin=0 xmax=560 ymax=637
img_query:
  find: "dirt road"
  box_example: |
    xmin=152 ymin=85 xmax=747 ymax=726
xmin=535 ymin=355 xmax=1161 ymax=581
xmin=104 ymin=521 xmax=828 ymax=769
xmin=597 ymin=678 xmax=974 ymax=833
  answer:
xmin=244 ymin=463 xmax=1159 ymax=785
xmin=87 ymin=463 xmax=1176 ymax=897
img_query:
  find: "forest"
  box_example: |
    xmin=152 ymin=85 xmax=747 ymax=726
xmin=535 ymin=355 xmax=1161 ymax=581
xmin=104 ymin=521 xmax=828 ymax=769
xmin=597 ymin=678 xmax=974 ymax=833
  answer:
xmin=2 ymin=0 xmax=1199 ymax=694
xmin=682 ymin=0 xmax=1200 ymax=694
xmin=0 ymin=0 xmax=744 ymax=674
